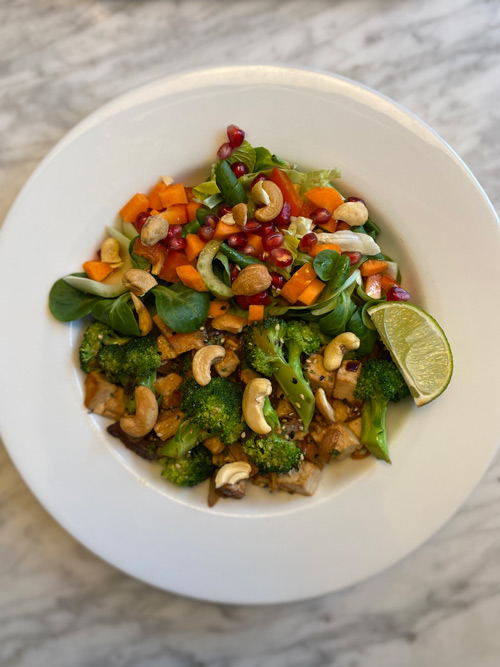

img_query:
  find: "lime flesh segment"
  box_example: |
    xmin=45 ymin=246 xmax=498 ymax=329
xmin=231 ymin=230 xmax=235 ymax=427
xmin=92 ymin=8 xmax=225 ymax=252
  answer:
xmin=367 ymin=302 xmax=453 ymax=407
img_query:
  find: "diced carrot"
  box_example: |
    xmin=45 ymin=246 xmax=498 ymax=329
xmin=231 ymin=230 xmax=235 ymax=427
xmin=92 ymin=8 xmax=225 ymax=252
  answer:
xmin=186 ymin=201 xmax=201 ymax=222
xmin=175 ymin=265 xmax=208 ymax=292
xmin=208 ymin=301 xmax=230 ymax=318
xmin=269 ymin=167 xmax=304 ymax=216
xmin=159 ymin=183 xmax=188 ymax=208
xmin=304 ymin=187 xmax=343 ymax=214
xmin=248 ymin=304 xmax=265 ymax=324
xmin=364 ymin=273 xmax=382 ymax=299
xmin=133 ymin=238 xmax=167 ymax=275
xmin=185 ymin=233 xmax=206 ymax=262
xmin=279 ymin=263 xmax=318 ymax=304
xmin=247 ymin=233 xmax=263 ymax=256
xmin=360 ymin=259 xmax=389 ymax=277
xmin=82 ymin=260 xmax=114 ymax=282
xmin=214 ymin=220 xmax=238 ymax=240
xmin=158 ymin=249 xmax=192 ymax=283
xmin=184 ymin=186 xmax=195 ymax=202
xmin=308 ymin=243 xmax=341 ymax=258
xmin=336 ymin=221 xmax=351 ymax=231
xmin=157 ymin=204 xmax=188 ymax=225
xmin=316 ymin=218 xmax=338 ymax=233
xmin=296 ymin=279 xmax=326 ymax=306
xmin=300 ymin=201 xmax=317 ymax=218
xmin=381 ymin=274 xmax=400 ymax=292
xmin=119 ymin=193 xmax=149 ymax=223
xmin=149 ymin=181 xmax=168 ymax=210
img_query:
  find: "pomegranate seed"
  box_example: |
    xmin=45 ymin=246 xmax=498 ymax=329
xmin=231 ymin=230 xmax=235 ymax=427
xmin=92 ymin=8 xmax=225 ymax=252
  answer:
xmin=270 ymin=272 xmax=286 ymax=289
xmin=227 ymin=231 xmax=248 ymax=249
xmin=342 ymin=251 xmax=362 ymax=265
xmin=310 ymin=208 xmax=331 ymax=225
xmin=167 ymin=225 xmax=182 ymax=239
xmin=241 ymin=244 xmax=256 ymax=255
xmin=204 ymin=214 xmax=219 ymax=228
xmin=231 ymin=161 xmax=248 ymax=178
xmin=260 ymin=222 xmax=276 ymax=237
xmin=227 ymin=124 xmax=245 ymax=148
xmin=198 ymin=225 xmax=215 ymax=242
xmin=345 ymin=196 xmax=367 ymax=207
xmin=247 ymin=290 xmax=272 ymax=306
xmin=274 ymin=201 xmax=291 ymax=227
xmin=386 ymin=286 xmax=411 ymax=302
xmin=250 ymin=173 xmax=268 ymax=189
xmin=168 ymin=236 xmax=187 ymax=251
xmin=299 ymin=232 xmax=318 ymax=251
xmin=259 ymin=251 xmax=272 ymax=262
xmin=217 ymin=142 xmax=232 ymax=159
xmin=271 ymin=247 xmax=293 ymax=267
xmin=234 ymin=295 xmax=249 ymax=310
xmin=135 ymin=211 xmax=149 ymax=232
xmin=243 ymin=220 xmax=262 ymax=235
xmin=262 ymin=232 xmax=284 ymax=251
xmin=218 ymin=203 xmax=232 ymax=217
xmin=229 ymin=263 xmax=239 ymax=282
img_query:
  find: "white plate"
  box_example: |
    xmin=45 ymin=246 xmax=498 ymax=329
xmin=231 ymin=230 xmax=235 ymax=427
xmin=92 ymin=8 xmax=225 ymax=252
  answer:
xmin=1 ymin=65 xmax=499 ymax=604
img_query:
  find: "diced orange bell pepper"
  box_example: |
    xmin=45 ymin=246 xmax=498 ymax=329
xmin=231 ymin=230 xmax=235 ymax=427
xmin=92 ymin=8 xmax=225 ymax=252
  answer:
xmin=308 ymin=243 xmax=341 ymax=258
xmin=132 ymin=238 xmax=167 ymax=275
xmin=279 ymin=263 xmax=318 ymax=304
xmin=119 ymin=193 xmax=149 ymax=223
xmin=157 ymin=204 xmax=188 ymax=226
xmin=360 ymin=259 xmax=389 ymax=277
xmin=269 ymin=167 xmax=304 ymax=216
xmin=159 ymin=183 xmax=188 ymax=208
xmin=316 ymin=218 xmax=338 ymax=233
xmin=248 ymin=304 xmax=265 ymax=324
xmin=208 ymin=301 xmax=231 ymax=318
xmin=158 ymin=249 xmax=192 ymax=282
xmin=336 ymin=221 xmax=351 ymax=231
xmin=296 ymin=279 xmax=326 ymax=306
xmin=185 ymin=234 xmax=206 ymax=262
xmin=175 ymin=265 xmax=208 ymax=292
xmin=186 ymin=201 xmax=202 ymax=222
xmin=304 ymin=187 xmax=343 ymax=214
xmin=149 ymin=181 xmax=168 ymax=210
xmin=214 ymin=220 xmax=238 ymax=240
xmin=246 ymin=233 xmax=263 ymax=256
xmin=184 ymin=186 xmax=195 ymax=202
xmin=83 ymin=261 xmax=114 ymax=282
xmin=381 ymin=274 xmax=400 ymax=292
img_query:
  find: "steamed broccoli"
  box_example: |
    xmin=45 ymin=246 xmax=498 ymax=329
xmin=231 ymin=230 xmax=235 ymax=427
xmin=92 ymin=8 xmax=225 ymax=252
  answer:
xmin=79 ymin=322 xmax=130 ymax=373
xmin=353 ymin=358 xmax=410 ymax=463
xmin=96 ymin=334 xmax=161 ymax=385
xmin=160 ymin=445 xmax=215 ymax=487
xmin=244 ymin=318 xmax=321 ymax=428
xmin=242 ymin=432 xmax=303 ymax=474
xmin=158 ymin=418 xmax=202 ymax=459
xmin=181 ymin=377 xmax=244 ymax=444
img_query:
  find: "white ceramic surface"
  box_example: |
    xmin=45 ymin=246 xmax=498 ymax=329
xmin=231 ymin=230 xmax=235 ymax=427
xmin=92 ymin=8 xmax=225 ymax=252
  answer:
xmin=0 ymin=65 xmax=499 ymax=604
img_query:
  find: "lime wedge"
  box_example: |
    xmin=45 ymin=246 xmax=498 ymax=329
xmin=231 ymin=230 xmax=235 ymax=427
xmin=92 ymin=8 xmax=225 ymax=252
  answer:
xmin=367 ymin=302 xmax=453 ymax=407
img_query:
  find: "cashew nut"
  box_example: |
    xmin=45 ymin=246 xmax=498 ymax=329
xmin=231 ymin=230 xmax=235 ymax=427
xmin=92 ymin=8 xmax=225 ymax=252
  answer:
xmin=119 ymin=386 xmax=158 ymax=438
xmin=131 ymin=293 xmax=153 ymax=335
xmin=243 ymin=377 xmax=273 ymax=434
xmin=141 ymin=214 xmax=169 ymax=246
xmin=251 ymin=180 xmax=271 ymax=206
xmin=122 ymin=269 xmax=158 ymax=296
xmin=232 ymin=202 xmax=247 ymax=226
xmin=231 ymin=264 xmax=272 ymax=296
xmin=315 ymin=388 xmax=335 ymax=422
xmin=215 ymin=461 xmax=252 ymax=488
xmin=219 ymin=212 xmax=236 ymax=225
xmin=333 ymin=201 xmax=369 ymax=227
xmin=323 ymin=332 xmax=361 ymax=371
xmin=100 ymin=238 xmax=123 ymax=268
xmin=253 ymin=181 xmax=284 ymax=222
xmin=192 ymin=345 xmax=226 ymax=385
xmin=161 ymin=174 xmax=174 ymax=186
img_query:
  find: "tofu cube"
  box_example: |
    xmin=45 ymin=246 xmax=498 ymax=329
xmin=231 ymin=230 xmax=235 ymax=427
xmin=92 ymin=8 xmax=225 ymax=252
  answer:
xmin=332 ymin=360 xmax=362 ymax=402
xmin=277 ymin=461 xmax=321 ymax=496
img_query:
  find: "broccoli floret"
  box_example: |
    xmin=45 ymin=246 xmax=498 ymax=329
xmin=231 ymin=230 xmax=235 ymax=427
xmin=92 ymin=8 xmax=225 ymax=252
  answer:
xmin=79 ymin=321 xmax=129 ymax=373
xmin=160 ymin=445 xmax=215 ymax=487
xmin=353 ymin=358 xmax=410 ymax=463
xmin=158 ymin=418 xmax=201 ymax=459
xmin=96 ymin=334 xmax=161 ymax=385
xmin=243 ymin=433 xmax=303 ymax=474
xmin=181 ymin=377 xmax=244 ymax=444
xmin=244 ymin=318 xmax=321 ymax=428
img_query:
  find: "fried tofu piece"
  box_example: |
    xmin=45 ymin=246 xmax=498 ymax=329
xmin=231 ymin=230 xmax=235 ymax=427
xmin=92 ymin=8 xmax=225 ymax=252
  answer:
xmin=332 ymin=360 xmax=362 ymax=402
xmin=305 ymin=354 xmax=335 ymax=397
xmin=155 ymin=372 xmax=183 ymax=409
xmin=153 ymin=409 xmax=184 ymax=441
xmin=84 ymin=371 xmax=126 ymax=420
xmin=276 ymin=461 xmax=321 ymax=496
xmin=168 ymin=331 xmax=204 ymax=355
xmin=321 ymin=423 xmax=361 ymax=461
xmin=156 ymin=334 xmax=178 ymax=361
xmin=346 ymin=416 xmax=362 ymax=439
xmin=215 ymin=348 xmax=240 ymax=378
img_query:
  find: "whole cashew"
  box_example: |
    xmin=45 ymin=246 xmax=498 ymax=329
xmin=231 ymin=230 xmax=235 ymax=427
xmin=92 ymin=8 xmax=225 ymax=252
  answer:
xmin=215 ymin=461 xmax=252 ymax=488
xmin=253 ymin=181 xmax=284 ymax=222
xmin=131 ymin=293 xmax=153 ymax=335
xmin=122 ymin=269 xmax=158 ymax=296
xmin=333 ymin=201 xmax=369 ymax=227
xmin=231 ymin=264 xmax=272 ymax=296
xmin=100 ymin=238 xmax=123 ymax=268
xmin=232 ymin=202 xmax=248 ymax=227
xmin=141 ymin=215 xmax=169 ymax=246
xmin=315 ymin=388 xmax=335 ymax=422
xmin=192 ymin=345 xmax=226 ymax=385
xmin=120 ymin=386 xmax=158 ymax=438
xmin=243 ymin=377 xmax=273 ymax=434
xmin=323 ymin=332 xmax=361 ymax=371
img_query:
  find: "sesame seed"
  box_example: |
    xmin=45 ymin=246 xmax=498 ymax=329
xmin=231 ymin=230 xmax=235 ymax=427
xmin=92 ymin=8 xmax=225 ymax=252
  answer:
xmin=319 ymin=375 xmax=325 ymax=381
xmin=300 ymin=393 xmax=305 ymax=400
xmin=241 ymin=432 xmax=246 ymax=438
xmin=295 ymin=402 xmax=301 ymax=408
xmin=292 ymin=378 xmax=298 ymax=384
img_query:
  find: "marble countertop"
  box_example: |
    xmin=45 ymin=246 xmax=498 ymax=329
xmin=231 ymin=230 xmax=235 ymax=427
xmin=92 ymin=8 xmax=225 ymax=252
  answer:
xmin=1 ymin=0 xmax=499 ymax=665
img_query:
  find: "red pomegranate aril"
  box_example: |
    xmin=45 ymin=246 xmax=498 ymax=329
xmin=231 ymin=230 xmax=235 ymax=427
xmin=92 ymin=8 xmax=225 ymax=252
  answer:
xmin=386 ymin=286 xmax=411 ymax=302
xmin=167 ymin=224 xmax=182 ymax=239
xmin=250 ymin=173 xmax=268 ymax=189
xmin=342 ymin=251 xmax=362 ymax=265
xmin=241 ymin=244 xmax=256 ymax=256
xmin=227 ymin=124 xmax=245 ymax=148
xmin=231 ymin=161 xmax=248 ymax=178
xmin=168 ymin=236 xmax=187 ymax=251
xmin=260 ymin=222 xmax=276 ymax=238
xmin=217 ymin=142 xmax=232 ymax=159
xmin=234 ymin=295 xmax=249 ymax=310
xmin=227 ymin=231 xmax=248 ymax=249
xmin=345 ymin=196 xmax=367 ymax=207
xmin=262 ymin=232 xmax=284 ymax=251
xmin=310 ymin=207 xmax=331 ymax=225
xmin=135 ymin=211 xmax=149 ymax=232
xmin=243 ymin=220 xmax=262 ymax=234
xmin=299 ymin=232 xmax=318 ymax=251
xmin=204 ymin=214 xmax=218 ymax=228
xmin=270 ymin=272 xmax=286 ymax=289
xmin=274 ymin=201 xmax=291 ymax=227
xmin=259 ymin=251 xmax=272 ymax=262
xmin=218 ymin=203 xmax=232 ymax=217
xmin=229 ymin=263 xmax=239 ymax=283
xmin=247 ymin=290 xmax=272 ymax=306
xmin=198 ymin=225 xmax=215 ymax=242
xmin=271 ymin=247 xmax=293 ymax=267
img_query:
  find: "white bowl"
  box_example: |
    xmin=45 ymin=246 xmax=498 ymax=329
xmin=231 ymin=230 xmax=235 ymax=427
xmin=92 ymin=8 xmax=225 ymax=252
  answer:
xmin=0 ymin=65 xmax=499 ymax=603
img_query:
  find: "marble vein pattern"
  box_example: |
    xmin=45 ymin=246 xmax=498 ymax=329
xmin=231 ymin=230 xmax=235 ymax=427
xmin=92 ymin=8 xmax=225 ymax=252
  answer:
xmin=0 ymin=0 xmax=499 ymax=666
